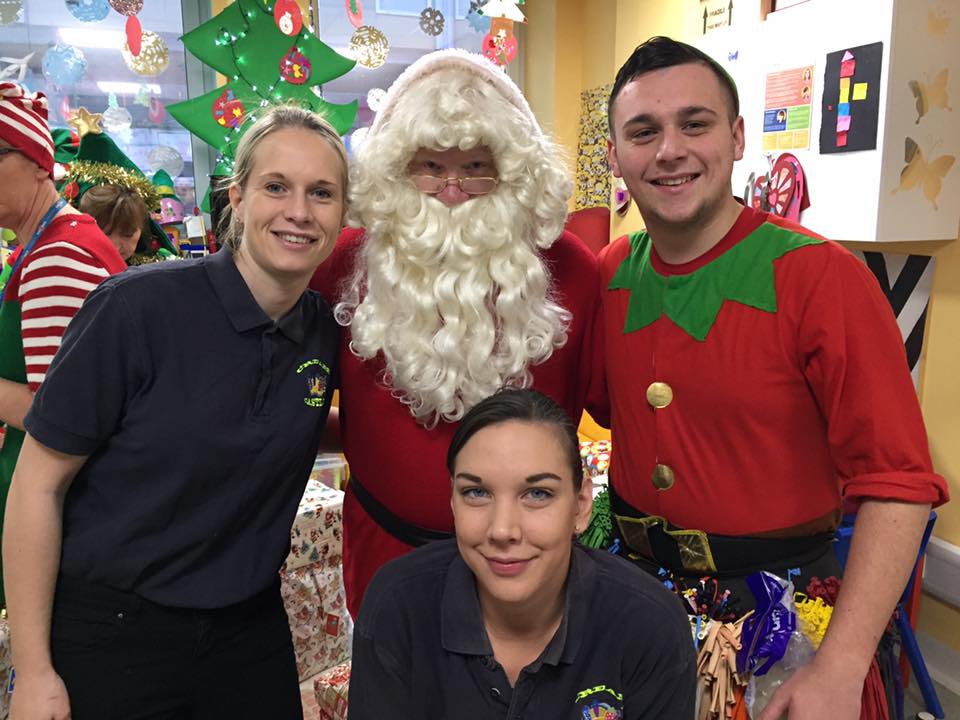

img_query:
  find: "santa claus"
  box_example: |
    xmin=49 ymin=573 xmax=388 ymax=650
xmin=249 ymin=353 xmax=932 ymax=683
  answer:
xmin=312 ymin=49 xmax=599 ymax=615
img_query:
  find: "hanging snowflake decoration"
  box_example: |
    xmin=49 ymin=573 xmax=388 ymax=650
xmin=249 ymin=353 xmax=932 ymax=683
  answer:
xmin=65 ymin=0 xmax=110 ymax=23
xmin=42 ymin=43 xmax=87 ymax=89
xmin=466 ymin=1 xmax=490 ymax=34
xmin=348 ymin=26 xmax=389 ymax=69
xmin=366 ymin=87 xmax=386 ymax=112
xmin=419 ymin=7 xmax=444 ymax=37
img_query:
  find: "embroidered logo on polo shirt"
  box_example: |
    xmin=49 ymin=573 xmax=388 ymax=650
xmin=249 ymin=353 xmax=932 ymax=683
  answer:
xmin=296 ymin=358 xmax=331 ymax=408
xmin=575 ymin=685 xmax=623 ymax=720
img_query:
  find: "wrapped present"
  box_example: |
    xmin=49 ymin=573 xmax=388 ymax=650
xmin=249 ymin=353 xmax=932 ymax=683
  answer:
xmin=1 ymin=618 xmax=12 ymax=720
xmin=313 ymin=661 xmax=350 ymax=720
xmin=281 ymin=564 xmax=353 ymax=681
xmin=310 ymin=453 xmax=348 ymax=490
xmin=284 ymin=480 xmax=344 ymax=573
xmin=580 ymin=439 xmax=611 ymax=479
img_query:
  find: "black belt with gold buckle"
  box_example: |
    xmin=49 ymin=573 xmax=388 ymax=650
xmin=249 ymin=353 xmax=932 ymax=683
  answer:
xmin=608 ymin=482 xmax=834 ymax=578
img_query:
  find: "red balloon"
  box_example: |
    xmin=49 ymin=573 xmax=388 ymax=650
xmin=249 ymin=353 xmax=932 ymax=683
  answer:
xmin=126 ymin=15 xmax=143 ymax=57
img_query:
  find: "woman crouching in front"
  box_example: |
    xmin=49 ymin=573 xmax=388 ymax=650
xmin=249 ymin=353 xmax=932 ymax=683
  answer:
xmin=349 ymin=388 xmax=696 ymax=719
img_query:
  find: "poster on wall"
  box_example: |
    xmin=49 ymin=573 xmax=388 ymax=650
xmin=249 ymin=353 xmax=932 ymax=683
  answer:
xmin=763 ymin=66 xmax=814 ymax=151
xmin=697 ymin=0 xmax=734 ymax=35
xmin=819 ymin=41 xmax=883 ymax=154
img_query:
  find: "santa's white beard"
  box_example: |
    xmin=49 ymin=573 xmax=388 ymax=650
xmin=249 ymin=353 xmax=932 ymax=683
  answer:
xmin=335 ymin=184 xmax=570 ymax=427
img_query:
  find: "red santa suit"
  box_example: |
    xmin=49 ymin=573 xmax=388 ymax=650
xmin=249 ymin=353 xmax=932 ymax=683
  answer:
xmin=312 ymin=227 xmax=598 ymax=616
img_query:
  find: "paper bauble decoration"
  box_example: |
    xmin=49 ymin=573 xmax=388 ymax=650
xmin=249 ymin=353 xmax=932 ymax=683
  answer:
xmin=0 ymin=0 xmax=23 ymax=26
xmin=280 ymin=47 xmax=311 ymax=84
xmin=108 ymin=0 xmax=141 ymax=15
xmin=366 ymin=87 xmax=386 ymax=112
xmin=274 ymin=0 xmax=302 ymax=36
xmin=349 ymin=26 xmax=389 ymax=69
xmin=159 ymin=196 xmax=185 ymax=224
xmin=466 ymin=6 xmax=490 ymax=34
xmin=419 ymin=7 xmax=444 ymax=36
xmin=65 ymin=0 xmax=110 ymax=23
xmin=212 ymin=89 xmax=245 ymax=129
xmin=148 ymin=145 xmax=184 ymax=178
xmin=122 ymin=31 xmax=169 ymax=76
xmin=42 ymin=43 xmax=87 ymax=88
xmin=103 ymin=105 xmax=133 ymax=133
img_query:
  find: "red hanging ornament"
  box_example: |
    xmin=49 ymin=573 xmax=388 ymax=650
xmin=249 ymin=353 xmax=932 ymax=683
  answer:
xmin=274 ymin=0 xmax=303 ymax=36
xmin=125 ymin=15 xmax=143 ymax=57
xmin=63 ymin=181 xmax=79 ymax=200
xmin=345 ymin=0 xmax=364 ymax=28
xmin=280 ymin=47 xmax=311 ymax=85
xmin=148 ymin=94 xmax=165 ymax=124
xmin=212 ymin=89 xmax=246 ymax=129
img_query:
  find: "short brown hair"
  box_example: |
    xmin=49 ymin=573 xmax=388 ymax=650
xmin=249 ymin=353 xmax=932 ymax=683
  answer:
xmin=79 ymin=184 xmax=148 ymax=238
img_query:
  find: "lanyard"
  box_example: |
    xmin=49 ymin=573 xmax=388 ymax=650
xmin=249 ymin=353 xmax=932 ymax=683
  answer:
xmin=0 ymin=198 xmax=66 ymax=306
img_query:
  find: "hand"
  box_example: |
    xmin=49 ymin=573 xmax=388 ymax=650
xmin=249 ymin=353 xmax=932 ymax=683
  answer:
xmin=10 ymin=668 xmax=71 ymax=720
xmin=755 ymin=659 xmax=862 ymax=720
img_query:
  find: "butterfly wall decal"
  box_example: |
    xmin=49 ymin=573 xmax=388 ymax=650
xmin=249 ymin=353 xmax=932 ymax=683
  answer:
xmin=927 ymin=7 xmax=951 ymax=37
xmin=892 ymin=137 xmax=955 ymax=210
xmin=908 ymin=69 xmax=952 ymax=124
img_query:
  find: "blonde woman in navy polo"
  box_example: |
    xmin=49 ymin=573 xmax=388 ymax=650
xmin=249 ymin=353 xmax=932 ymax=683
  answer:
xmin=3 ymin=104 xmax=345 ymax=720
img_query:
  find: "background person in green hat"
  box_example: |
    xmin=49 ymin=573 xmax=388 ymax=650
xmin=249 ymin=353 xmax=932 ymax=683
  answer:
xmin=57 ymin=130 xmax=178 ymax=264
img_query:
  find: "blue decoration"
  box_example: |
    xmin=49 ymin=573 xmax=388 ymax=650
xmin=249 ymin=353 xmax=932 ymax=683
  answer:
xmin=466 ymin=8 xmax=491 ymax=33
xmin=42 ymin=43 xmax=87 ymax=89
xmin=65 ymin=0 xmax=110 ymax=22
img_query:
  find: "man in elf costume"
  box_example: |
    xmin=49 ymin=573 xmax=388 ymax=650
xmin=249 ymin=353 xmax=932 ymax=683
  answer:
xmin=311 ymin=49 xmax=599 ymax=617
xmin=0 ymin=83 xmax=127 ymax=604
xmin=592 ymin=37 xmax=949 ymax=720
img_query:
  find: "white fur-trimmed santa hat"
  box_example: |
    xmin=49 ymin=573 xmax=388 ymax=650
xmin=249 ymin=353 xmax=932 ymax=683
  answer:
xmin=370 ymin=48 xmax=543 ymax=140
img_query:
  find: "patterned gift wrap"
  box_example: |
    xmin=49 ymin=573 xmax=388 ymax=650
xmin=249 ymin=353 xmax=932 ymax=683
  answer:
xmin=1 ymin=618 xmax=11 ymax=720
xmin=313 ymin=661 xmax=351 ymax=720
xmin=280 ymin=563 xmax=352 ymax=682
xmin=580 ymin=439 xmax=612 ymax=478
xmin=284 ymin=480 xmax=344 ymax=573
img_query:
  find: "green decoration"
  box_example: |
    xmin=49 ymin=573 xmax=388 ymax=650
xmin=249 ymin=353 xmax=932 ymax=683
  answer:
xmin=608 ymin=224 xmax=824 ymax=341
xmin=58 ymin=132 xmax=177 ymax=256
xmin=167 ymin=0 xmax=358 ymax=177
xmin=580 ymin=487 xmax=613 ymax=550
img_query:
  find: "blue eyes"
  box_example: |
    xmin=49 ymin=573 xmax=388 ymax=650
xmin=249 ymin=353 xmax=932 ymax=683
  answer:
xmin=458 ymin=486 xmax=555 ymax=503
xmin=264 ymin=182 xmax=333 ymax=199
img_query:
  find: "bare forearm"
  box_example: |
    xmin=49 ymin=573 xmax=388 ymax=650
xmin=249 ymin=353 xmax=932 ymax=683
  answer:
xmin=0 ymin=377 xmax=32 ymax=430
xmin=2 ymin=478 xmax=67 ymax=674
xmin=815 ymin=500 xmax=930 ymax=676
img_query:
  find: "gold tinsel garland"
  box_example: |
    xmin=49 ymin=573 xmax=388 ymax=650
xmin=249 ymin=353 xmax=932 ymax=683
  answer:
xmin=575 ymin=84 xmax=613 ymax=211
xmin=65 ymin=160 xmax=160 ymax=210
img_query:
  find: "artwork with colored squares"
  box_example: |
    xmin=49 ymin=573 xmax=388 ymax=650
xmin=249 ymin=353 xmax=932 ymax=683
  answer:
xmin=819 ymin=41 xmax=883 ymax=153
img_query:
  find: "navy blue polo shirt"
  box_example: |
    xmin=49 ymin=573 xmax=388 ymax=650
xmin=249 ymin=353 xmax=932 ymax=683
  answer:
xmin=350 ymin=540 xmax=696 ymax=719
xmin=25 ymin=250 xmax=339 ymax=608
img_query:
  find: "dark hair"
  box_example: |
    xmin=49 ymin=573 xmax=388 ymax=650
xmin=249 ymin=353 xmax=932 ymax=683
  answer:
xmin=608 ymin=36 xmax=740 ymax=136
xmin=446 ymin=388 xmax=583 ymax=490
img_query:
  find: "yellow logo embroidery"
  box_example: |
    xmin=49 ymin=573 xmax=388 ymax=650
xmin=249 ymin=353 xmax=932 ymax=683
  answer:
xmin=296 ymin=358 xmax=331 ymax=408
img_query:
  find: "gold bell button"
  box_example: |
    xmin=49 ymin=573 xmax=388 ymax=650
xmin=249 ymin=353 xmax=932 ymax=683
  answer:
xmin=646 ymin=381 xmax=673 ymax=409
xmin=652 ymin=463 xmax=675 ymax=490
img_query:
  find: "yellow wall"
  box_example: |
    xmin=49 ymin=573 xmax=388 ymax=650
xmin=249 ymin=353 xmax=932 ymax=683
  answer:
xmin=525 ymin=0 xmax=960 ymax=652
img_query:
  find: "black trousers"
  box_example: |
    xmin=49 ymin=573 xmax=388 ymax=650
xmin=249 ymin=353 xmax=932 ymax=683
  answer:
xmin=50 ymin=576 xmax=302 ymax=720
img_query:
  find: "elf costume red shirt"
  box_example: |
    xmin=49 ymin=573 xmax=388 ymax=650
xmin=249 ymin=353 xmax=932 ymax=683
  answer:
xmin=590 ymin=205 xmax=947 ymax=536
xmin=0 ymin=213 xmax=125 ymax=601
xmin=311 ymin=227 xmax=599 ymax=616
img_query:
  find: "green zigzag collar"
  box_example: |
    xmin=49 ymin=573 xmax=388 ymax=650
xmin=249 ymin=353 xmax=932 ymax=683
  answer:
xmin=608 ymin=223 xmax=823 ymax=341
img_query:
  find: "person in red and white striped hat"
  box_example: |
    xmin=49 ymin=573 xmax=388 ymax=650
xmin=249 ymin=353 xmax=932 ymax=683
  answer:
xmin=0 ymin=82 xmax=126 ymax=607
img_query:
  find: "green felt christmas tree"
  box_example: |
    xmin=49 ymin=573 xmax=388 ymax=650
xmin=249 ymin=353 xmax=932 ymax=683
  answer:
xmin=168 ymin=0 xmax=358 ymax=178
